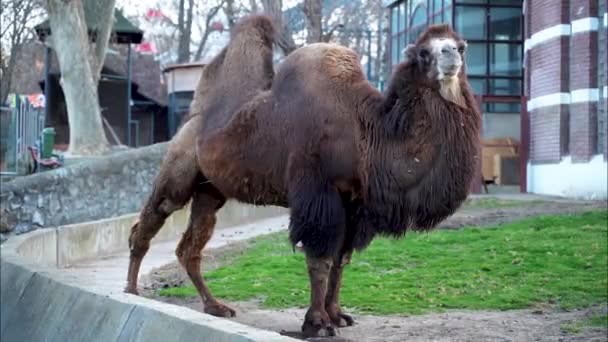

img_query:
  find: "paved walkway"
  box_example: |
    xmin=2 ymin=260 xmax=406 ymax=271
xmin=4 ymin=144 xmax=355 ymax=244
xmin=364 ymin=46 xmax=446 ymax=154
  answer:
xmin=63 ymin=215 xmax=290 ymax=294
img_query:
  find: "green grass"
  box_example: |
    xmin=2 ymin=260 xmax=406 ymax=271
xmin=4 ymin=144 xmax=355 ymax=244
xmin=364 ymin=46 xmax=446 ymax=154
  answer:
xmin=561 ymin=314 xmax=608 ymax=334
xmin=160 ymin=211 xmax=608 ymax=315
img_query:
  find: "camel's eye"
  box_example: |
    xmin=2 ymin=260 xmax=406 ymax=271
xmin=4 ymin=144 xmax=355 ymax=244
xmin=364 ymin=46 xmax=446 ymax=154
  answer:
xmin=457 ymin=46 xmax=465 ymax=54
xmin=419 ymin=49 xmax=430 ymax=59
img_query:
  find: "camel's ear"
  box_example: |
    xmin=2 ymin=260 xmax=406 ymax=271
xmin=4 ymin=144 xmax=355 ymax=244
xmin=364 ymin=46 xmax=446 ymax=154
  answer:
xmin=402 ymin=44 xmax=417 ymax=61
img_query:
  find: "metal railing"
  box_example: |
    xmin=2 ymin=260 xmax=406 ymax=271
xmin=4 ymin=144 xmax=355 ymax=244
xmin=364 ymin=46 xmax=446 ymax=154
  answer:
xmin=0 ymin=95 xmax=46 ymax=175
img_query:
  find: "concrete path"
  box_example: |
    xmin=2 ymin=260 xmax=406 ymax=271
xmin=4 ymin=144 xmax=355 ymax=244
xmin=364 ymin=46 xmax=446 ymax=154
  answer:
xmin=67 ymin=215 xmax=291 ymax=294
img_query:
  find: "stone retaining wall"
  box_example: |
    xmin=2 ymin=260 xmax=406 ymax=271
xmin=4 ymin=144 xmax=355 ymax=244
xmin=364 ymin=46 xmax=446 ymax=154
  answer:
xmin=0 ymin=143 xmax=168 ymax=240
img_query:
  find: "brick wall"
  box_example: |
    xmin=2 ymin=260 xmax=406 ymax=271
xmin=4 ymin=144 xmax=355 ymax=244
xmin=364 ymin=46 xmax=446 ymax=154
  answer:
xmin=599 ymin=0 xmax=608 ymax=156
xmin=570 ymin=0 xmax=599 ymax=161
xmin=526 ymin=0 xmax=571 ymax=163
xmin=525 ymin=0 xmax=604 ymax=163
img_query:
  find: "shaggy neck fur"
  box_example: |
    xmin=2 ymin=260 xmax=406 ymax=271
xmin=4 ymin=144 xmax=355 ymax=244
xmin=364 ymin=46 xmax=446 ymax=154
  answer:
xmin=439 ymin=77 xmax=466 ymax=108
xmin=352 ymin=61 xmax=481 ymax=250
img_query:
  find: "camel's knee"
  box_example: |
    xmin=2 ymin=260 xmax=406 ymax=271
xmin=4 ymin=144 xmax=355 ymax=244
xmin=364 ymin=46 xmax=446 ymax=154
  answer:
xmin=128 ymin=221 xmax=152 ymax=258
xmin=175 ymin=242 xmax=202 ymax=270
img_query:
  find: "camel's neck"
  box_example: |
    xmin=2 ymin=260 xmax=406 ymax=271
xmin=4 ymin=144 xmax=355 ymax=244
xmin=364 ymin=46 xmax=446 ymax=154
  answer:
xmin=439 ymin=77 xmax=466 ymax=108
xmin=353 ymin=67 xmax=480 ymax=242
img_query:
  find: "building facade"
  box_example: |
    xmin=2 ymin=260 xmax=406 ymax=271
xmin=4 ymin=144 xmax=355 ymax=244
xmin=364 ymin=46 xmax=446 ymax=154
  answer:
xmin=385 ymin=0 xmax=607 ymax=199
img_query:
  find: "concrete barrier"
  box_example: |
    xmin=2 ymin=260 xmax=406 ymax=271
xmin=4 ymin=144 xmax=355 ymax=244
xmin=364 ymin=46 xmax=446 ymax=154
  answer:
xmin=1 ymin=202 xmax=295 ymax=342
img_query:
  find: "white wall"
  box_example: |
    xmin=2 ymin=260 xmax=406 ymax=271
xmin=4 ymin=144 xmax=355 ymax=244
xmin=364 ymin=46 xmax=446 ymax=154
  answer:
xmin=527 ymin=155 xmax=608 ymax=199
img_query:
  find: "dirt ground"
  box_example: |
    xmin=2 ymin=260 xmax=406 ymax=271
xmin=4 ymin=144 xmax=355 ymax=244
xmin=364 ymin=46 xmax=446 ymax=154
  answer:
xmin=142 ymin=197 xmax=607 ymax=342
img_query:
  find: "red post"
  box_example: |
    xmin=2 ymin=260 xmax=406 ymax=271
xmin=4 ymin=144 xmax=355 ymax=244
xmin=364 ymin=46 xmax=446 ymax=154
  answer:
xmin=470 ymin=95 xmax=483 ymax=194
xmin=520 ymin=96 xmax=529 ymax=193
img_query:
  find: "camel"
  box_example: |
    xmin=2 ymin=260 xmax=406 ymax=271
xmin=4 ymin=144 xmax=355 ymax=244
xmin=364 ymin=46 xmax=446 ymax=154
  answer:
xmin=125 ymin=15 xmax=481 ymax=338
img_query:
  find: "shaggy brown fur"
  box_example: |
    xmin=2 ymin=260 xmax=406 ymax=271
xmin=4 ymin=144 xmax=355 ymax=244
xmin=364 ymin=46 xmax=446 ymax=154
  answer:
xmin=125 ymin=17 xmax=480 ymax=337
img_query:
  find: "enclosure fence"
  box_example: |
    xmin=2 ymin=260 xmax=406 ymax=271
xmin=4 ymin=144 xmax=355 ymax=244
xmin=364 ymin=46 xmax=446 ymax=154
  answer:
xmin=0 ymin=95 xmax=46 ymax=175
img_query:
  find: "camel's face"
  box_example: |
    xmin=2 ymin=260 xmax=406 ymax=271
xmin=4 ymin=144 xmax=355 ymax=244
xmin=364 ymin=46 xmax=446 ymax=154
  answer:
xmin=404 ymin=29 xmax=468 ymax=106
xmin=428 ymin=37 xmax=466 ymax=82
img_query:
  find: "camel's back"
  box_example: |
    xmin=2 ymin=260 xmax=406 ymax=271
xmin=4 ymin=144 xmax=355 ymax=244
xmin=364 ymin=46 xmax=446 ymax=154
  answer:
xmin=275 ymin=43 xmax=366 ymax=93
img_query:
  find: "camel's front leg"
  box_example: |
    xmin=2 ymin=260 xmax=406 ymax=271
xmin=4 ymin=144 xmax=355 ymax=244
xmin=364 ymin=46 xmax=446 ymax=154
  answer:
xmin=325 ymin=250 xmax=355 ymax=327
xmin=302 ymin=254 xmax=336 ymax=337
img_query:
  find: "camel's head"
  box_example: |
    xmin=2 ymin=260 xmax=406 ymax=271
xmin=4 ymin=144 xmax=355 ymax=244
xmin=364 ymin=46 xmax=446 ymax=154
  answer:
xmin=403 ymin=25 xmax=468 ymax=105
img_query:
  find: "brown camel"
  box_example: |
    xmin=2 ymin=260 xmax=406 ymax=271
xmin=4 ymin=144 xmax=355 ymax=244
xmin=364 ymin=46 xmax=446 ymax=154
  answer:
xmin=125 ymin=15 xmax=481 ymax=338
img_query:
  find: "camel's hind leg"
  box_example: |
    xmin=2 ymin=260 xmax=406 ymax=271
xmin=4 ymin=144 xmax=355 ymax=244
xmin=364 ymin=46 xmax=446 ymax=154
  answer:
xmin=125 ymin=192 xmax=185 ymax=294
xmin=325 ymin=199 xmax=359 ymax=327
xmin=175 ymin=183 xmax=235 ymax=317
xmin=125 ymin=116 xmax=202 ymax=295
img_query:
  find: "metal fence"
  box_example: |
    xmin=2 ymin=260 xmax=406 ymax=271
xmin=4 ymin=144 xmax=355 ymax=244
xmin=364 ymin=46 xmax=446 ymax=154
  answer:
xmin=0 ymin=96 xmax=46 ymax=175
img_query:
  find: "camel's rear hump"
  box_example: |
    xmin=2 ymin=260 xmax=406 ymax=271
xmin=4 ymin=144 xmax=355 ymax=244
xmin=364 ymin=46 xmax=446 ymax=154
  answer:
xmin=193 ymin=15 xmax=276 ymax=131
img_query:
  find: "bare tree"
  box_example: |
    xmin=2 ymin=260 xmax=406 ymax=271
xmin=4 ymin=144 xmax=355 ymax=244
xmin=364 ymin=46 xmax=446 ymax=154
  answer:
xmin=46 ymin=0 xmax=114 ymax=156
xmin=302 ymin=0 xmax=322 ymax=44
xmin=176 ymin=0 xmax=195 ymax=63
xmin=193 ymin=0 xmax=226 ymax=61
xmin=83 ymin=0 xmax=117 ymax=83
xmin=0 ymin=0 xmax=44 ymax=105
xmin=261 ymin=0 xmax=296 ymax=55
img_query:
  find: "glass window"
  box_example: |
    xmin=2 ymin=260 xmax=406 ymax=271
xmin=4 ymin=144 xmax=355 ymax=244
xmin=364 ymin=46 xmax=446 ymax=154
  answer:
xmin=469 ymin=78 xmax=486 ymax=95
xmin=392 ymin=37 xmax=400 ymax=66
xmin=494 ymin=0 xmax=522 ymax=5
xmin=489 ymin=7 xmax=522 ymax=40
xmin=433 ymin=13 xmax=442 ymax=24
xmin=457 ymin=0 xmax=486 ymax=3
xmin=489 ymin=43 xmax=522 ymax=76
xmin=391 ymin=7 xmax=399 ymax=33
xmin=486 ymin=102 xmax=521 ymax=113
xmin=433 ymin=0 xmax=443 ymax=12
xmin=465 ymin=43 xmax=487 ymax=75
xmin=489 ymin=78 xmax=521 ymax=96
xmin=444 ymin=9 xmax=452 ymax=25
xmin=399 ymin=3 xmax=407 ymax=32
xmin=444 ymin=0 xmax=452 ymax=6
xmin=455 ymin=6 xmax=486 ymax=39
xmin=411 ymin=5 xmax=427 ymax=26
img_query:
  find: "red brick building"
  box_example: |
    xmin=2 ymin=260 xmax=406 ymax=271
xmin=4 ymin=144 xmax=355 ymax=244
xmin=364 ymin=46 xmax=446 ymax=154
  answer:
xmin=385 ymin=0 xmax=607 ymax=199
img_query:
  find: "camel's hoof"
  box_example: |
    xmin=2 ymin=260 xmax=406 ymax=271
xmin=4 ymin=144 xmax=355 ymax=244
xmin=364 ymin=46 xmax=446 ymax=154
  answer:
xmin=124 ymin=286 xmax=139 ymax=295
xmin=329 ymin=311 xmax=355 ymax=327
xmin=204 ymin=302 xmax=236 ymax=318
xmin=302 ymin=312 xmax=337 ymax=338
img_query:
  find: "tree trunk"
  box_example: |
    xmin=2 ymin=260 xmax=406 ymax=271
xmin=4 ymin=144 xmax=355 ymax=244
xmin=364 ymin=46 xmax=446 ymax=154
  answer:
xmin=47 ymin=0 xmax=110 ymax=156
xmin=177 ymin=0 xmax=194 ymax=63
xmin=224 ymin=0 xmax=236 ymax=30
xmin=303 ymin=0 xmax=323 ymax=44
xmin=261 ymin=0 xmax=296 ymax=55
xmin=83 ymin=0 xmax=116 ymax=84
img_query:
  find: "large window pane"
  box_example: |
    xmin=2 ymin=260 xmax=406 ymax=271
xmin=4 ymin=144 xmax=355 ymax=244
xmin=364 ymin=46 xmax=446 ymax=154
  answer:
xmin=433 ymin=0 xmax=443 ymax=12
xmin=486 ymin=102 xmax=521 ymax=113
xmin=455 ymin=6 xmax=486 ymax=39
xmin=456 ymin=0 xmax=486 ymax=3
xmin=490 ymin=43 xmax=522 ymax=76
xmin=494 ymin=0 xmax=522 ymax=5
xmin=399 ymin=3 xmax=407 ymax=33
xmin=392 ymin=37 xmax=400 ymax=66
xmin=444 ymin=8 xmax=452 ymax=25
xmin=490 ymin=7 xmax=522 ymax=40
xmin=465 ymin=43 xmax=487 ymax=75
xmin=433 ymin=13 xmax=442 ymax=24
xmin=469 ymin=78 xmax=486 ymax=95
xmin=391 ymin=7 xmax=399 ymax=33
xmin=488 ymin=79 xmax=521 ymax=96
xmin=411 ymin=5 xmax=427 ymax=26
